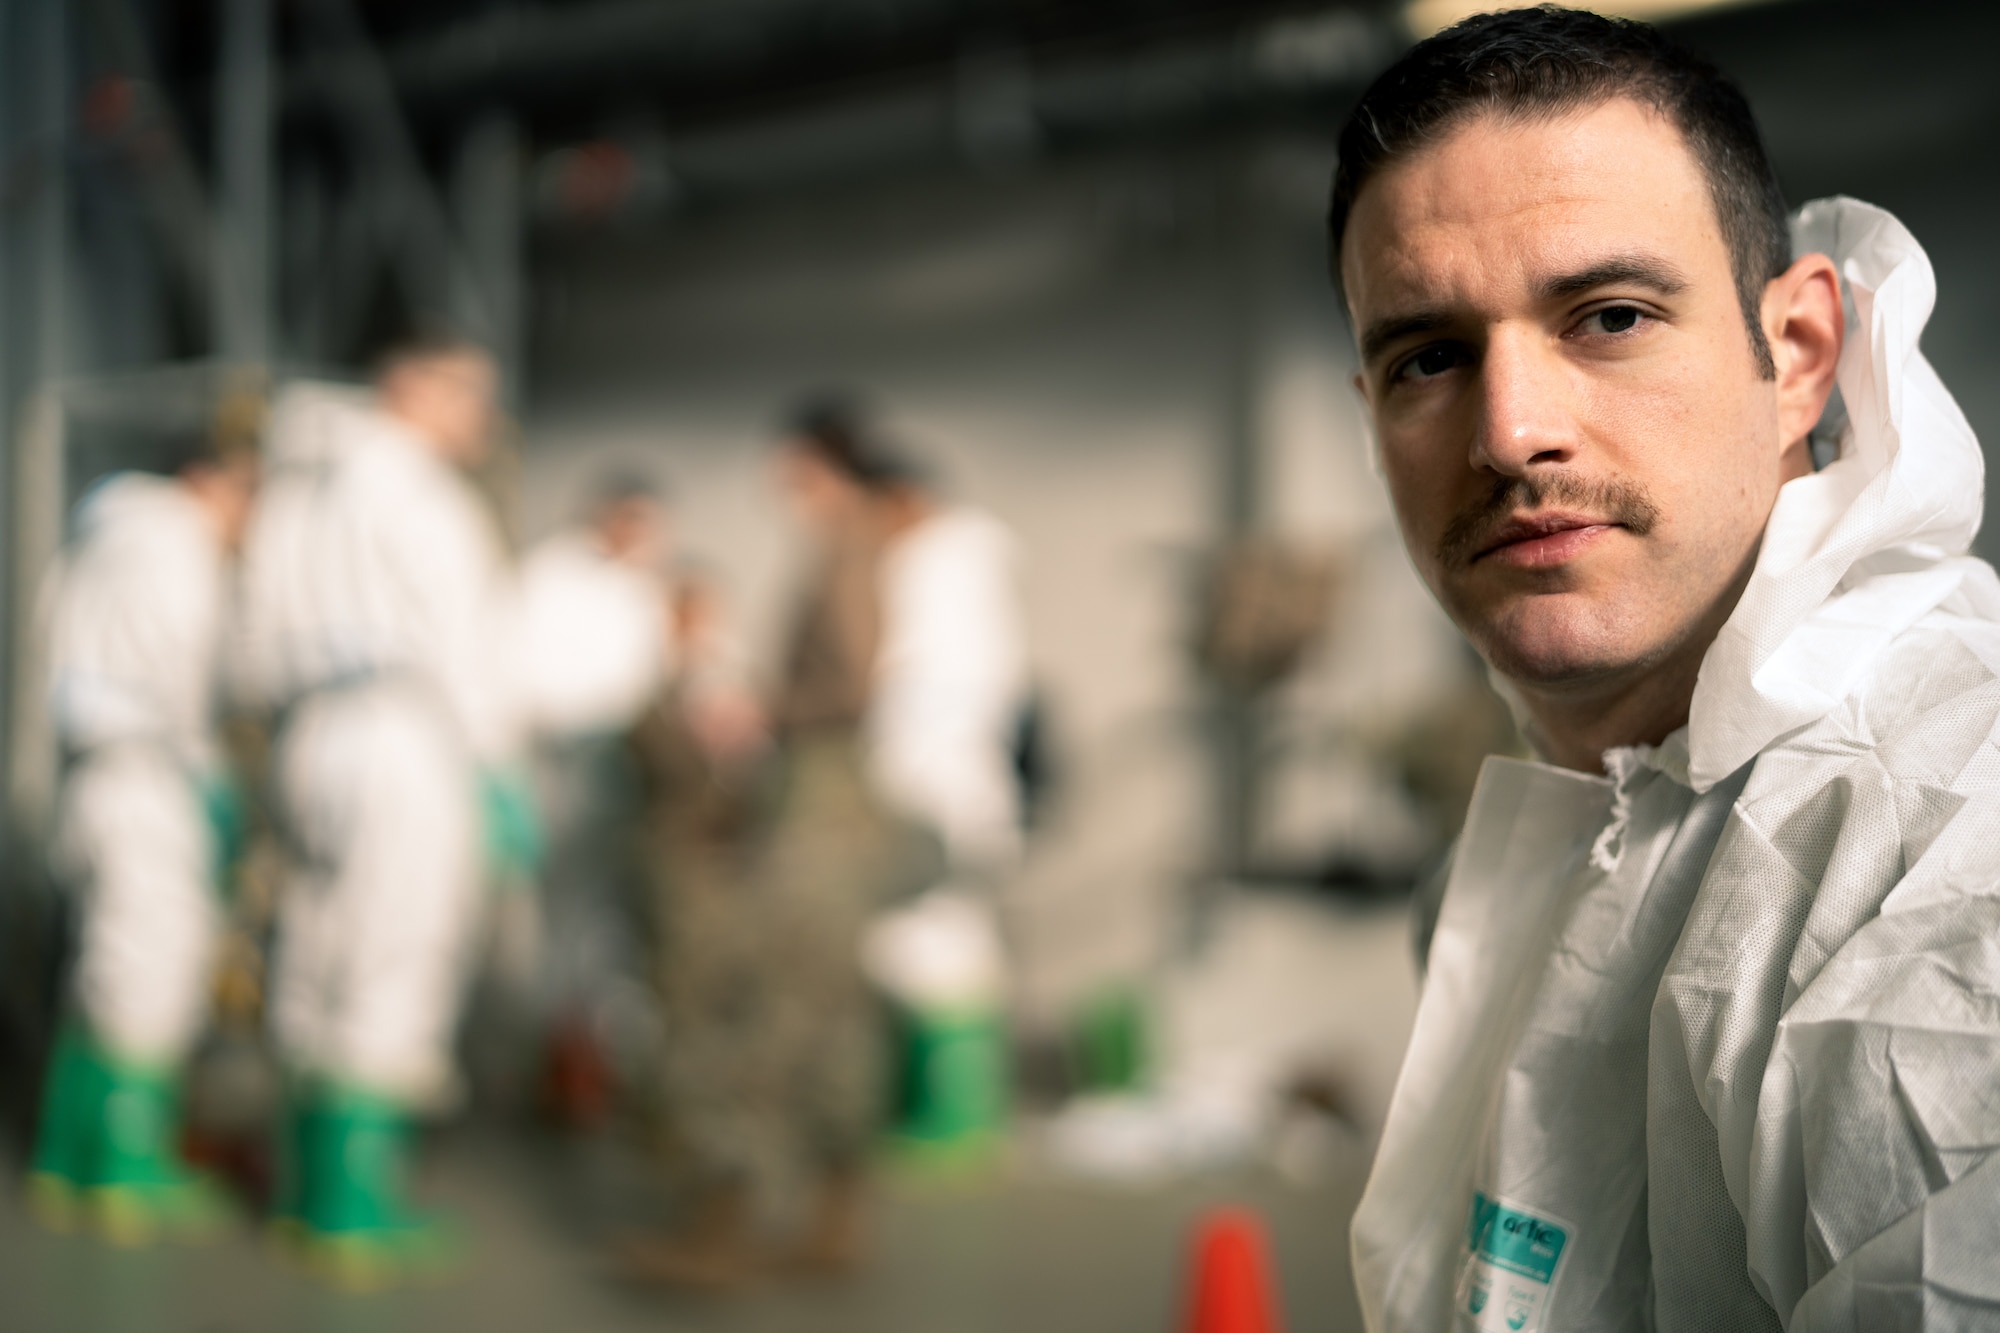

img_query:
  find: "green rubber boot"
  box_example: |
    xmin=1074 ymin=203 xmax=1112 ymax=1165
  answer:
xmin=27 ymin=1025 xmax=229 ymax=1244
xmin=891 ymin=1004 xmax=1007 ymax=1171
xmin=277 ymin=1084 xmax=458 ymax=1291
xmin=27 ymin=1026 xmax=103 ymax=1231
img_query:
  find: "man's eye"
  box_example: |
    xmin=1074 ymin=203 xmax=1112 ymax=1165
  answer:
xmin=1396 ymin=343 xmax=1469 ymax=382
xmin=1580 ymin=305 xmax=1645 ymax=335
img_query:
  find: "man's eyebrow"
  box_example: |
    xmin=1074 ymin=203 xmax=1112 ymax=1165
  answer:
xmin=1359 ymin=310 xmax=1455 ymax=365
xmin=1357 ymin=255 xmax=1691 ymax=365
xmin=1535 ymin=254 xmax=1691 ymax=302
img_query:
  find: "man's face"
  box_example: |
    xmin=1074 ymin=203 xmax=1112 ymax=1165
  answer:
xmin=187 ymin=454 xmax=260 ymax=552
xmin=597 ymin=496 xmax=667 ymax=568
xmin=381 ymin=350 xmax=498 ymax=466
xmin=774 ymin=444 xmax=868 ymax=538
xmin=1343 ymin=97 xmax=1795 ymax=691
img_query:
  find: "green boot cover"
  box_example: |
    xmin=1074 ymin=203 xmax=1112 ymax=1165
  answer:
xmin=271 ymin=1089 xmax=315 ymax=1228
xmin=27 ymin=1025 xmax=106 ymax=1226
xmin=283 ymin=1084 xmax=458 ymax=1289
xmin=891 ymin=1004 xmax=1007 ymax=1170
xmin=28 ymin=1025 xmax=227 ymax=1243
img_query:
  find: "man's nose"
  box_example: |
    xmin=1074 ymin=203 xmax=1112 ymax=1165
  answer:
xmin=1469 ymin=329 xmax=1581 ymax=476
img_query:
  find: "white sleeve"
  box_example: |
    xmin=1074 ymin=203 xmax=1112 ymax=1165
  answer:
xmin=513 ymin=537 xmax=665 ymax=738
xmin=1770 ymin=867 xmax=2000 ymax=1329
xmin=869 ymin=512 xmax=1028 ymax=870
xmin=48 ymin=487 xmax=223 ymax=771
xmin=377 ymin=469 xmax=523 ymax=766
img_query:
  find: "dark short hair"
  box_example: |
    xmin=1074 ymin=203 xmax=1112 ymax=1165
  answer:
xmin=157 ymin=429 xmax=226 ymax=478
xmin=782 ymin=390 xmax=922 ymax=490
xmin=588 ymin=465 xmax=664 ymax=512
xmin=1329 ymin=5 xmax=1789 ymax=377
xmin=370 ymin=324 xmax=491 ymax=382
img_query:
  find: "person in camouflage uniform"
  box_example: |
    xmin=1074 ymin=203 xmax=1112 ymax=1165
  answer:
xmin=621 ymin=401 xmax=935 ymax=1289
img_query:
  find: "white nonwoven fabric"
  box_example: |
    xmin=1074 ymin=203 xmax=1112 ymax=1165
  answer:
xmin=1688 ymin=197 xmax=2000 ymax=789
xmin=867 ymin=505 xmax=1029 ymax=873
xmin=47 ymin=474 xmax=226 ymax=770
xmin=514 ymin=529 xmax=668 ymax=739
xmin=238 ymin=382 xmax=524 ymax=765
xmin=44 ymin=474 xmax=229 ymax=1062
xmin=267 ymin=681 xmax=480 ymax=1100
xmin=242 ymin=382 xmax=511 ymax=1097
xmin=1352 ymin=198 xmax=2000 ymax=1331
xmin=59 ymin=746 xmax=220 ymax=1063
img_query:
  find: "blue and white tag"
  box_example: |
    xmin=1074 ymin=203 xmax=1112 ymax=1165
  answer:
xmin=1454 ymin=1192 xmax=1571 ymax=1333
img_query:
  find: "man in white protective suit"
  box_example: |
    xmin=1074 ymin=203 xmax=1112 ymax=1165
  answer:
xmin=28 ymin=432 xmax=257 ymax=1243
xmin=240 ymin=336 xmax=537 ymax=1284
xmin=513 ymin=471 xmax=670 ymax=1125
xmin=1332 ymin=9 xmax=2000 ymax=1331
xmin=869 ymin=462 xmax=1029 ymax=880
xmin=857 ymin=443 xmax=1028 ymax=1163
xmin=516 ymin=471 xmax=670 ymax=745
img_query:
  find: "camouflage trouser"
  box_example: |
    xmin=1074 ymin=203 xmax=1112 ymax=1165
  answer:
xmin=536 ymin=733 xmax=649 ymax=1015
xmin=651 ymin=731 xmax=934 ymax=1197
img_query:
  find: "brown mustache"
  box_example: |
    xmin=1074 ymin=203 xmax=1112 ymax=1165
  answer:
xmin=1437 ymin=473 xmax=1660 ymax=570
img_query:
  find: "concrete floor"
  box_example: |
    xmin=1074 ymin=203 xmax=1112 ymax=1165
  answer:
xmin=0 ymin=1127 xmax=1370 ymax=1333
xmin=0 ymin=891 xmax=1413 ymax=1332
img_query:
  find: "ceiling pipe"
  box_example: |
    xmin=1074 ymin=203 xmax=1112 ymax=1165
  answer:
xmin=523 ymin=7 xmax=1400 ymax=216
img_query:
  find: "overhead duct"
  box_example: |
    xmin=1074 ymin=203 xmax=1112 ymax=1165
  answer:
xmin=521 ymin=7 xmax=1401 ymax=216
xmin=288 ymin=0 xmax=1394 ymax=122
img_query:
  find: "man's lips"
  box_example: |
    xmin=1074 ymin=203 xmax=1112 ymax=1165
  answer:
xmin=1473 ymin=512 xmax=1621 ymax=569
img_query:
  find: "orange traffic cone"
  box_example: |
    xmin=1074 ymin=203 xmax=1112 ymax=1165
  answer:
xmin=1183 ymin=1206 xmax=1284 ymax=1333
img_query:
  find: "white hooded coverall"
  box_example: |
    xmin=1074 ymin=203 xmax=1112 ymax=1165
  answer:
xmin=515 ymin=528 xmax=668 ymax=741
xmin=1352 ymin=199 xmax=2000 ymax=1330
xmin=513 ymin=527 xmax=670 ymax=1011
xmin=47 ymin=473 xmax=228 ymax=1064
xmin=240 ymin=385 xmax=520 ymax=1100
xmin=868 ymin=505 xmax=1029 ymax=875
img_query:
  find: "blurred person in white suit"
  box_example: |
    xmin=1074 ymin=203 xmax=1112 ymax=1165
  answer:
xmin=513 ymin=472 xmax=671 ymax=1125
xmin=777 ymin=399 xmax=1028 ymax=1248
xmin=870 ymin=464 xmax=1030 ymax=880
xmin=239 ymin=334 xmax=536 ymax=1283
xmin=28 ymin=431 xmax=258 ymax=1243
xmin=516 ymin=471 xmax=671 ymax=743
xmin=857 ymin=447 xmax=1027 ymax=1174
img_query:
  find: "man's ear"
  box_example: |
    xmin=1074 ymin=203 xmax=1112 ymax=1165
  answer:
xmin=1762 ymin=253 xmax=1843 ymax=472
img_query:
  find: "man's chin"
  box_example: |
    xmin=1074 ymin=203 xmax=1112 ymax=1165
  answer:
xmin=1470 ymin=614 xmax=1651 ymax=691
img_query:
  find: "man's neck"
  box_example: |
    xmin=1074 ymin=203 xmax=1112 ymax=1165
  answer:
xmin=1513 ymin=651 xmax=1701 ymax=774
xmin=178 ymin=473 xmax=238 ymax=552
xmin=881 ymin=488 xmax=937 ymax=540
xmin=380 ymin=402 xmax=464 ymax=468
xmin=1510 ymin=569 xmax=1760 ymax=774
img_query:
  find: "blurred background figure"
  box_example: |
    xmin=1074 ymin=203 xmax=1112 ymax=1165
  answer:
xmin=665 ymin=567 xmax=770 ymax=779
xmin=618 ymin=397 xmax=934 ymax=1288
xmin=513 ymin=470 xmax=671 ymax=1129
xmin=517 ymin=471 xmax=672 ymax=742
xmin=238 ymin=334 xmax=532 ymax=1285
xmin=867 ymin=426 xmax=1030 ymax=879
xmin=29 ymin=429 xmax=258 ymax=1245
xmin=851 ymin=402 xmax=1027 ymax=1163
xmin=622 ymin=564 xmax=773 ymax=1288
